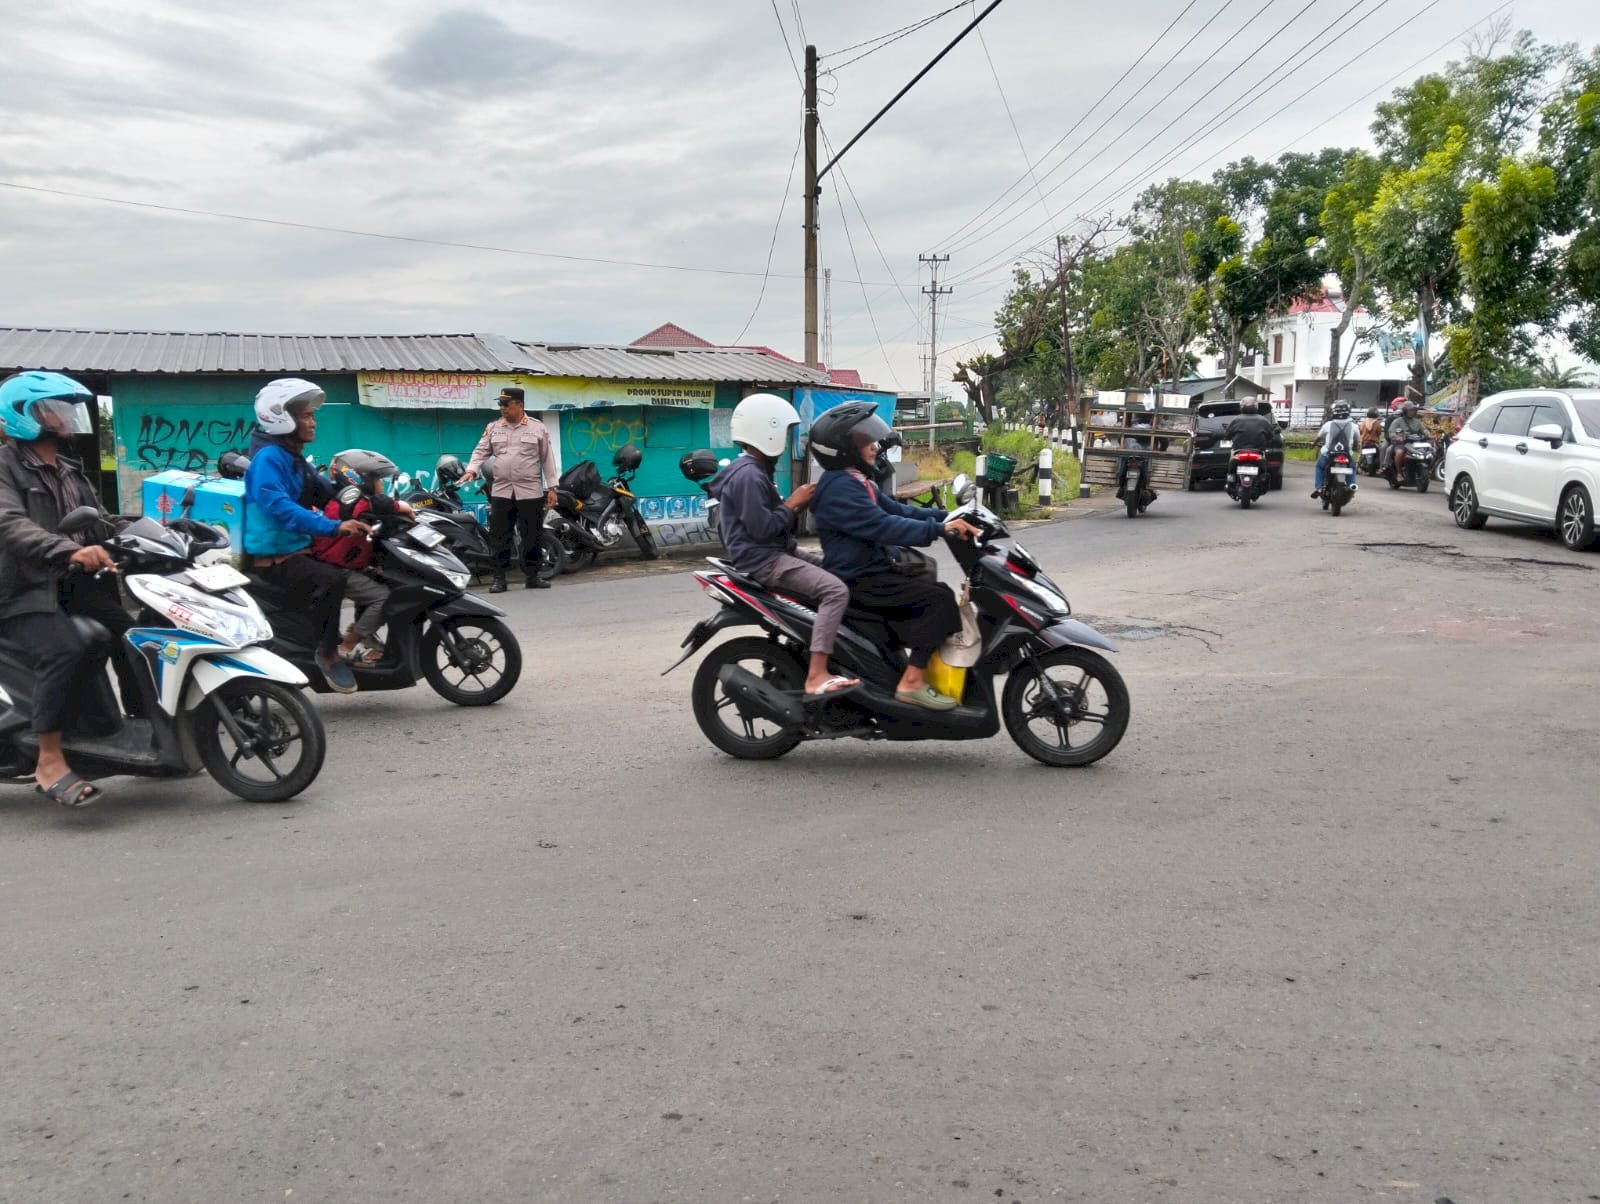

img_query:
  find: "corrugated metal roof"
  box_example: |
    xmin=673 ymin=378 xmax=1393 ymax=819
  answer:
xmin=0 ymin=327 xmax=532 ymax=374
xmin=514 ymin=341 xmax=827 ymax=385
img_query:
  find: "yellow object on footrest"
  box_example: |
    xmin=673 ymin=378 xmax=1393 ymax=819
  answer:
xmin=924 ymin=651 xmax=967 ymax=701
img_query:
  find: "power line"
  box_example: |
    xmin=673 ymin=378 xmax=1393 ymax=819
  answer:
xmin=829 ymin=182 xmax=903 ymax=388
xmin=827 ymin=2 xmax=975 ymax=72
xmin=0 ymin=179 xmax=903 ymax=286
xmin=933 ymin=0 xmax=1220 ymax=253
xmin=734 ymin=127 xmax=806 ymax=344
xmin=975 ymin=25 xmax=1052 ymax=225
xmin=823 ymin=2 xmax=972 ymax=61
xmin=821 ymin=126 xmax=924 ymax=333
xmin=771 ymin=0 xmax=801 ymax=81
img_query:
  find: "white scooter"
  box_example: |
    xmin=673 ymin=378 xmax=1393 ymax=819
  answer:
xmin=0 ymin=508 xmax=326 ymax=802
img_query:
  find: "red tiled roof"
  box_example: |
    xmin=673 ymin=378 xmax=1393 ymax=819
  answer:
xmin=631 ymin=322 xmax=714 ymax=348
xmin=827 ymin=368 xmax=865 ymax=387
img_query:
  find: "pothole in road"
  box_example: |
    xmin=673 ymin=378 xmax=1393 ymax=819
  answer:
xmin=1358 ymin=541 xmax=1593 ymax=574
xmin=1087 ymin=619 xmax=1171 ymax=640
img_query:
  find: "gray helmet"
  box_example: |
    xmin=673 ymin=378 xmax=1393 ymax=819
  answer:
xmin=331 ymin=448 xmax=398 ymax=483
xmin=1331 ymin=401 xmax=1351 ymax=419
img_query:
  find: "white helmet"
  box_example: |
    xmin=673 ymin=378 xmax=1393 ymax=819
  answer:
xmin=254 ymin=377 xmax=325 ymax=436
xmin=730 ymin=392 xmax=800 ymax=458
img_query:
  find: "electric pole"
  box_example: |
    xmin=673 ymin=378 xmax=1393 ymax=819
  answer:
xmin=823 ymin=267 xmax=833 ymax=370
xmin=800 ymin=0 xmax=1008 ymax=371
xmin=803 ymin=44 xmax=820 ymax=369
xmin=921 ymin=253 xmax=951 ymax=449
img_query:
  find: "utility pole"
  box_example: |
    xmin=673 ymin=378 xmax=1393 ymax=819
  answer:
xmin=823 ymin=267 xmax=833 ymax=370
xmin=921 ymin=253 xmax=951 ymax=449
xmin=1056 ymin=235 xmax=1078 ymax=458
xmin=800 ymin=0 xmax=1008 ymax=371
xmin=800 ymin=41 xmax=825 ymax=366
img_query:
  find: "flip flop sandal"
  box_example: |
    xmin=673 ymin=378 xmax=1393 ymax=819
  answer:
xmin=36 ymin=772 xmax=102 ymax=809
xmin=803 ymin=675 xmax=861 ymax=703
xmin=895 ymin=685 xmax=958 ymax=712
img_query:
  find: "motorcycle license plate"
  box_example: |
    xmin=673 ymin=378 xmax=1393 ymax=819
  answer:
xmin=188 ymin=564 xmax=250 ymax=592
xmin=1219 ymin=440 xmax=1233 ymax=449
xmin=1332 ymin=467 xmax=1353 ymax=477
xmin=1237 ymin=466 xmax=1258 ymax=475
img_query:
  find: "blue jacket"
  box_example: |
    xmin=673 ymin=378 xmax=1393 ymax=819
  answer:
xmin=707 ymin=453 xmax=795 ymax=575
xmin=244 ymin=440 xmax=339 ymax=556
xmin=813 ymin=468 xmax=946 ymax=582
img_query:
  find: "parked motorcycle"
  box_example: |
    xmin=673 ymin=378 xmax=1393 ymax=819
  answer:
xmin=406 ymin=455 xmax=563 ymax=584
xmin=664 ymin=475 xmax=1129 ymax=768
xmin=1225 ymin=449 xmax=1270 ymax=508
xmin=1384 ymin=436 xmax=1436 ymax=493
xmin=246 ymin=515 xmax=522 ymax=706
xmin=545 ymin=443 xmax=659 ymax=570
xmin=0 ymin=509 xmax=326 ymax=802
xmin=1320 ymin=443 xmax=1357 ymax=517
xmin=678 ymin=449 xmax=726 ymax=540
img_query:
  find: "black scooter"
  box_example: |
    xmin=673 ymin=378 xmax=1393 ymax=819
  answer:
xmin=545 ymin=444 xmax=659 ymax=570
xmin=1319 ymin=441 xmax=1357 ymax=517
xmin=247 ymin=517 xmax=522 ymax=706
xmin=405 ymin=457 xmax=563 ymax=584
xmin=664 ymin=475 xmax=1129 ymax=768
xmin=1226 ymin=448 xmax=1270 ymax=508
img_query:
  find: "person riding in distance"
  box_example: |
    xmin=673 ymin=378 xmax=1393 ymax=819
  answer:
xmin=1385 ymin=400 xmax=1428 ymax=476
xmin=1358 ymin=406 xmax=1384 ymax=449
xmin=708 ymin=393 xmax=859 ymax=698
xmin=0 ymin=371 xmax=132 ymax=807
xmin=807 ymin=402 xmax=979 ymax=712
xmin=244 ymin=378 xmax=370 ymax=694
xmin=1224 ymin=400 xmax=1279 ymax=451
xmin=1310 ymin=401 xmax=1361 ymax=498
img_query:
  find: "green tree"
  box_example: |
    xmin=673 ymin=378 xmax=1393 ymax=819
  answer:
xmin=1319 ymin=151 xmax=1383 ymax=403
xmin=1541 ymin=47 xmax=1600 ymax=359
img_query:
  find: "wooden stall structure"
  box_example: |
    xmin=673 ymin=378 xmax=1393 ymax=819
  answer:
xmin=1081 ymin=390 xmax=1194 ymax=494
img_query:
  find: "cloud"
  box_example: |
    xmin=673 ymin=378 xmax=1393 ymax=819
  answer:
xmin=379 ymin=9 xmax=585 ymax=95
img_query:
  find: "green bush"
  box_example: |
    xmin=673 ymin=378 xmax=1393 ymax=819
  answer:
xmin=947 ymin=437 xmax=1081 ymax=512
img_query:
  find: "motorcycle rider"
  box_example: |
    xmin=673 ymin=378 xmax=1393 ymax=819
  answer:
xmin=244 ymin=379 xmax=370 ymax=694
xmin=1384 ymin=400 xmax=1428 ymax=478
xmin=1311 ymin=401 xmax=1361 ymax=498
xmin=1224 ymin=399 xmax=1280 ymax=451
xmin=1358 ymin=406 xmax=1385 ymax=451
xmin=808 ymin=402 xmax=979 ymax=712
xmin=0 ymin=371 xmax=129 ymax=806
xmin=313 ymin=449 xmax=415 ymax=666
xmin=709 ymin=393 xmax=859 ymax=699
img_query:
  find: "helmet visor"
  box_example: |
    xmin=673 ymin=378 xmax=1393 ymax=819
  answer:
xmin=847 ymin=414 xmax=892 ymax=450
xmin=30 ymin=398 xmax=93 ymax=437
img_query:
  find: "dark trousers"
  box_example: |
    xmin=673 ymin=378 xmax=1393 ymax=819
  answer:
xmin=489 ymin=495 xmax=545 ymax=579
xmin=848 ymin=572 xmax=961 ymax=668
xmin=9 ymin=576 xmax=136 ymax=734
xmin=254 ymin=554 xmax=346 ymax=658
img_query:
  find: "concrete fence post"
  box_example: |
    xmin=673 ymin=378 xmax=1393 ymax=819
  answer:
xmin=1038 ymin=447 xmax=1053 ymax=504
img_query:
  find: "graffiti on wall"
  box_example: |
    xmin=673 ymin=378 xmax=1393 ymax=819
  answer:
xmin=638 ymin=494 xmax=718 ymax=547
xmin=565 ymin=414 xmax=644 ymax=459
xmin=131 ymin=415 xmax=254 ymax=472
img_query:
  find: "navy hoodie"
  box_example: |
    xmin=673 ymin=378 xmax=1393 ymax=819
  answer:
xmin=812 ymin=468 xmax=946 ymax=583
xmin=707 ymin=453 xmax=795 ymax=575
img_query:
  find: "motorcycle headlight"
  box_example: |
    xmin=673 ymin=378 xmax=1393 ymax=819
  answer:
xmin=444 ymin=570 xmax=469 ymax=590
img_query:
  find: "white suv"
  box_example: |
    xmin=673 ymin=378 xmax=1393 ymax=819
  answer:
xmin=1444 ymin=389 xmax=1600 ymax=550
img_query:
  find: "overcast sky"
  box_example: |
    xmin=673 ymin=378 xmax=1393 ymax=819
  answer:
xmin=2 ymin=0 xmax=1593 ymax=395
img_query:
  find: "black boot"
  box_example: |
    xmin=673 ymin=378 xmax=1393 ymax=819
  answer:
xmin=490 ymin=573 xmax=507 ymax=594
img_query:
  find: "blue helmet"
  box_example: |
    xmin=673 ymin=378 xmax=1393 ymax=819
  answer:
xmin=0 ymin=371 xmax=94 ymax=441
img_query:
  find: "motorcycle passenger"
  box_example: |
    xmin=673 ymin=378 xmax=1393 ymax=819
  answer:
xmin=0 ymin=371 xmax=130 ymax=806
xmin=709 ymin=393 xmax=859 ymax=699
xmin=808 ymin=403 xmax=979 ymax=712
xmin=244 ymin=379 xmax=370 ymax=694
xmin=1311 ymin=401 xmax=1361 ymax=498
xmin=313 ymin=449 xmax=415 ymax=667
xmin=1384 ymin=401 xmax=1428 ymax=477
xmin=1358 ymin=406 xmax=1384 ymax=450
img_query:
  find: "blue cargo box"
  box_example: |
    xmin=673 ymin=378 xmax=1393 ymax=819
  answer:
xmin=140 ymin=470 xmax=248 ymax=567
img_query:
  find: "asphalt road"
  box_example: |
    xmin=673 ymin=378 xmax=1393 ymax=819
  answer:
xmin=4 ymin=463 xmax=1597 ymax=1203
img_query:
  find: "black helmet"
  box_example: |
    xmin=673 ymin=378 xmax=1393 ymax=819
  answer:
xmin=613 ymin=443 xmax=642 ymax=471
xmin=1257 ymin=401 xmax=1275 ymax=417
xmin=217 ymin=450 xmax=251 ymax=480
xmin=679 ymin=449 xmax=720 ymax=482
xmin=436 ymin=453 xmax=465 ymax=483
xmin=1366 ymin=407 xmax=1379 ymax=419
xmin=807 ymin=401 xmax=891 ymax=472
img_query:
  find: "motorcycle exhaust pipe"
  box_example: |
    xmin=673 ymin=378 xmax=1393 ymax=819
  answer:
xmin=716 ymin=666 xmax=804 ymax=728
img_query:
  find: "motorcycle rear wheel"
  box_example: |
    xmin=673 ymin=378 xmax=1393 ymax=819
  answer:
xmin=630 ymin=515 xmax=659 ymax=559
xmin=421 ymin=617 xmax=522 ymax=706
xmin=691 ymin=636 xmax=804 ymax=761
xmin=1002 ymin=647 xmax=1129 ymax=767
xmin=195 ymin=679 xmax=326 ymax=803
xmin=536 ymin=531 xmax=565 ymax=583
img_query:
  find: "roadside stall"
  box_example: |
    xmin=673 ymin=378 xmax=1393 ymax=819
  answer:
xmin=1081 ymin=391 xmax=1194 ymax=517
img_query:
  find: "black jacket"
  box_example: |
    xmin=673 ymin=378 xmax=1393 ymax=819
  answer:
xmin=0 ymin=442 xmax=109 ymax=620
xmin=1223 ymin=413 xmax=1280 ymax=451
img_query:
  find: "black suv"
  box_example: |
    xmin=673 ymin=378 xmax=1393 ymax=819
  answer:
xmin=1190 ymin=400 xmax=1285 ymax=490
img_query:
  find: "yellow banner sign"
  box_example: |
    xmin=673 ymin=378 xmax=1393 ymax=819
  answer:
xmin=358 ymin=373 xmax=714 ymax=411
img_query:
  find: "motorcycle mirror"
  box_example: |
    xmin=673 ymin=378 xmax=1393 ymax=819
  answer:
xmin=952 ymin=473 xmax=974 ymax=504
xmin=394 ymin=472 xmax=412 ymax=493
xmin=58 ymin=505 xmax=103 ymax=535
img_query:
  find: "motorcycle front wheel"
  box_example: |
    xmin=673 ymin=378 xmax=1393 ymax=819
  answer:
xmin=421 ymin=617 xmax=522 ymax=706
xmin=1002 ymin=647 xmax=1129 ymax=767
xmin=536 ymin=531 xmax=565 ymax=582
xmin=691 ymin=636 xmax=804 ymax=760
xmin=195 ymin=679 xmax=326 ymax=802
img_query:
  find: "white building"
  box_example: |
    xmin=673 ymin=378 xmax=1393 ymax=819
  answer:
xmin=1243 ymin=290 xmax=1417 ymax=418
